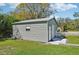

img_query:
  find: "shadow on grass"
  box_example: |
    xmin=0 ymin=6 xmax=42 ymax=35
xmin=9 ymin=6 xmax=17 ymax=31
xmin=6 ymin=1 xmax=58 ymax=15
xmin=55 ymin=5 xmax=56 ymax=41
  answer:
xmin=0 ymin=38 xmax=16 ymax=42
xmin=0 ymin=38 xmax=7 ymax=41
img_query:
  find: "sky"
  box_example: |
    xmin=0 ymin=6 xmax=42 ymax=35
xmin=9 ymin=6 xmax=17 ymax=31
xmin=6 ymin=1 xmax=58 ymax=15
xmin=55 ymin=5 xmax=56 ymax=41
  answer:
xmin=53 ymin=3 xmax=79 ymax=19
xmin=0 ymin=3 xmax=19 ymax=13
xmin=0 ymin=3 xmax=79 ymax=19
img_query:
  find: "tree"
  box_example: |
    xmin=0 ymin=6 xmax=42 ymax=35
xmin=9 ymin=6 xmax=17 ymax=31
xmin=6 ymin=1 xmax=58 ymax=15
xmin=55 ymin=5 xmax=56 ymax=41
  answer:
xmin=0 ymin=14 xmax=16 ymax=37
xmin=11 ymin=3 xmax=56 ymax=20
xmin=73 ymin=12 xmax=79 ymax=17
xmin=73 ymin=12 xmax=79 ymax=31
xmin=57 ymin=17 xmax=72 ymax=31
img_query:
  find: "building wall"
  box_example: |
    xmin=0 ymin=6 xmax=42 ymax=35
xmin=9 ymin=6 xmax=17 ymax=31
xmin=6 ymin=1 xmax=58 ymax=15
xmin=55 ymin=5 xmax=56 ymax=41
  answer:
xmin=13 ymin=22 xmax=48 ymax=42
xmin=13 ymin=25 xmax=22 ymax=39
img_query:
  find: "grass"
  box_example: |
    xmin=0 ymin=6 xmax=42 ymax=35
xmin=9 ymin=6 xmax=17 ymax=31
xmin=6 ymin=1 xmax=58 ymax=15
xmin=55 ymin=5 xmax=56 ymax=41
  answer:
xmin=66 ymin=36 xmax=79 ymax=44
xmin=0 ymin=37 xmax=79 ymax=55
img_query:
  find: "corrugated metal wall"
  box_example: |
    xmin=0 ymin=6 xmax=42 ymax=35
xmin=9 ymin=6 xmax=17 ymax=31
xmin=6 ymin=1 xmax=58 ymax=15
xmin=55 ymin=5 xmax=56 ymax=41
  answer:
xmin=13 ymin=22 xmax=48 ymax=42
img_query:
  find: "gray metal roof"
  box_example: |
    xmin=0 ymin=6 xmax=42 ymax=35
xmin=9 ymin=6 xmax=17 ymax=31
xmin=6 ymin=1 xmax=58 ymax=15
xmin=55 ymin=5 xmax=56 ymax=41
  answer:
xmin=13 ymin=16 xmax=56 ymax=24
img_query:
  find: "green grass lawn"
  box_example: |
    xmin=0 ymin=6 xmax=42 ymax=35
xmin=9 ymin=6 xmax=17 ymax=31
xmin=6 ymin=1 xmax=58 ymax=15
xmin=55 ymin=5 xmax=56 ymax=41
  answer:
xmin=0 ymin=37 xmax=79 ymax=55
xmin=66 ymin=36 xmax=79 ymax=44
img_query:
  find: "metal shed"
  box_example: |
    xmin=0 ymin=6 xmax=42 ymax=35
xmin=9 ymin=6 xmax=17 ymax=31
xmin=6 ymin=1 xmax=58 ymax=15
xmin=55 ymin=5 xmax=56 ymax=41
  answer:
xmin=12 ymin=16 xmax=58 ymax=42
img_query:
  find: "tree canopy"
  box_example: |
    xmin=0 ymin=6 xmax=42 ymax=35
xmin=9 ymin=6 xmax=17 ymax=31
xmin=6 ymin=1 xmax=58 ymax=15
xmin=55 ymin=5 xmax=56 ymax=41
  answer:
xmin=11 ymin=3 xmax=56 ymax=20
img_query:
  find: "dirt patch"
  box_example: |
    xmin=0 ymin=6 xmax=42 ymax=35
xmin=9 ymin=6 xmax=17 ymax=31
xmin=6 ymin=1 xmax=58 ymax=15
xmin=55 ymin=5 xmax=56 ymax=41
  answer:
xmin=0 ymin=46 xmax=16 ymax=55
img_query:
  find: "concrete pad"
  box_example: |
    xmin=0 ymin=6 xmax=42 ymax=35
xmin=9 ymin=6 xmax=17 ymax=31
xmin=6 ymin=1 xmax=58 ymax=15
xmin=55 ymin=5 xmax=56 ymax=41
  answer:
xmin=48 ymin=39 xmax=68 ymax=45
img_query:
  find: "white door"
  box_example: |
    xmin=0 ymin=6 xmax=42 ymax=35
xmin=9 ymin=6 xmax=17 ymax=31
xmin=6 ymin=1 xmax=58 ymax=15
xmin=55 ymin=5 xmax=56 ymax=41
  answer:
xmin=51 ymin=25 xmax=55 ymax=38
xmin=48 ymin=26 xmax=52 ymax=41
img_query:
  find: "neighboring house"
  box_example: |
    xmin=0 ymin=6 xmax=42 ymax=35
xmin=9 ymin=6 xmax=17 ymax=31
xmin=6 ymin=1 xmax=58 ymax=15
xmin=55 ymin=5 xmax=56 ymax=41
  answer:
xmin=12 ymin=16 xmax=58 ymax=42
